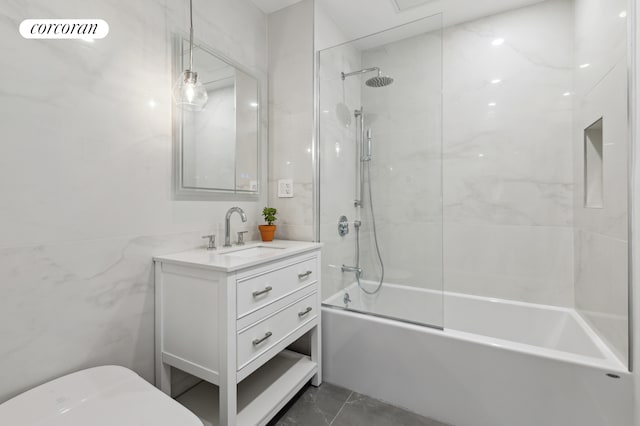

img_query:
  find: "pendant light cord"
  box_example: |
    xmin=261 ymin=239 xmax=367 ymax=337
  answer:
xmin=189 ymin=0 xmax=194 ymax=71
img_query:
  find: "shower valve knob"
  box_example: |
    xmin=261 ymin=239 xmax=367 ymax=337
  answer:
xmin=338 ymin=215 xmax=349 ymax=237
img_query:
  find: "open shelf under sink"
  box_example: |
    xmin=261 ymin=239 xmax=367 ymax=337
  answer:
xmin=176 ymin=350 xmax=317 ymax=426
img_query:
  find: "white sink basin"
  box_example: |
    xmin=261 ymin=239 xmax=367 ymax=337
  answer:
xmin=222 ymin=245 xmax=286 ymax=258
xmin=153 ymin=240 xmax=322 ymax=273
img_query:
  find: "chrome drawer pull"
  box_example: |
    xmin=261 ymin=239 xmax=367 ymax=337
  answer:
xmin=298 ymin=307 xmax=313 ymax=317
xmin=298 ymin=270 xmax=313 ymax=280
xmin=252 ymin=331 xmax=272 ymax=346
xmin=252 ymin=286 xmax=273 ymax=297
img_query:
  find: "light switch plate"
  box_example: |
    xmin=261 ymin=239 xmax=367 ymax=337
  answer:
xmin=278 ymin=179 xmax=294 ymax=198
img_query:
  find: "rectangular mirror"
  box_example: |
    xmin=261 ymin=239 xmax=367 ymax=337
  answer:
xmin=173 ymin=35 xmax=260 ymax=199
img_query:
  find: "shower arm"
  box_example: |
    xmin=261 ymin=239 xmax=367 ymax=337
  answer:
xmin=341 ymin=67 xmax=381 ymax=80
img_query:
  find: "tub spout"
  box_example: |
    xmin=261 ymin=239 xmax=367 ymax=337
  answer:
xmin=342 ymin=264 xmax=362 ymax=276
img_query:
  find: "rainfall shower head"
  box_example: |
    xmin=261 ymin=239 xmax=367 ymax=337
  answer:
xmin=341 ymin=67 xmax=394 ymax=88
xmin=366 ymin=75 xmax=394 ymax=87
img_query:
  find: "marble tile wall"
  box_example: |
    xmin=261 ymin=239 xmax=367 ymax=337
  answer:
xmin=572 ymin=0 xmax=629 ymax=365
xmin=267 ymin=0 xmax=315 ymax=241
xmin=442 ymin=0 xmax=576 ymax=306
xmin=0 ymin=0 xmax=268 ymax=403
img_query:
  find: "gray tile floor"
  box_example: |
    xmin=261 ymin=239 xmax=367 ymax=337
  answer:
xmin=268 ymin=383 xmax=453 ymax=426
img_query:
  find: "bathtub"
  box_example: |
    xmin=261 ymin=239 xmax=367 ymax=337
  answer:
xmin=322 ymin=281 xmax=632 ymax=426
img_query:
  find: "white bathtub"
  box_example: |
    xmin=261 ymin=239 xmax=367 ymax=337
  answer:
xmin=322 ymin=281 xmax=632 ymax=426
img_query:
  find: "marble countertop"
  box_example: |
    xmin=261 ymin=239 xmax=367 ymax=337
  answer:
xmin=153 ymin=240 xmax=322 ymax=272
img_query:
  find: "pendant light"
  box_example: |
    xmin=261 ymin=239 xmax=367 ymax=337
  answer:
xmin=173 ymin=0 xmax=208 ymax=111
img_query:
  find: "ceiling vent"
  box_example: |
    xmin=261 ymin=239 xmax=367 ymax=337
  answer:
xmin=391 ymin=0 xmax=436 ymax=12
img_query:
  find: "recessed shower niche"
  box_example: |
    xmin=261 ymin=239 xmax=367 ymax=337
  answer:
xmin=584 ymin=117 xmax=604 ymax=208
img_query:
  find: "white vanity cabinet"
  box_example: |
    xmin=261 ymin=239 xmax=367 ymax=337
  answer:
xmin=153 ymin=241 xmax=322 ymax=426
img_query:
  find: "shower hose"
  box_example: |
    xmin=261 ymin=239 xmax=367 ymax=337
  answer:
xmin=356 ymin=159 xmax=385 ymax=295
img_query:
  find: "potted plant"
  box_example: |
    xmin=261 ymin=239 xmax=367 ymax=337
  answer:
xmin=259 ymin=207 xmax=277 ymax=242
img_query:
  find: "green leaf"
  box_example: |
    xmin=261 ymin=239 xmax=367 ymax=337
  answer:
xmin=262 ymin=207 xmax=277 ymax=225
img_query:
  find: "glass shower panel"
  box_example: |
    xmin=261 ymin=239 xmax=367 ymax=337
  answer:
xmin=318 ymin=14 xmax=443 ymax=329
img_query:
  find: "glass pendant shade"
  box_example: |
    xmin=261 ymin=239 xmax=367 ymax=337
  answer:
xmin=173 ymin=70 xmax=208 ymax=111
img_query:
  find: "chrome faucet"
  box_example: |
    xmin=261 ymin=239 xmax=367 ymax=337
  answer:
xmin=224 ymin=207 xmax=247 ymax=247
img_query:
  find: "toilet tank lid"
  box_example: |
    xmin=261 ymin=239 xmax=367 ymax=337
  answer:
xmin=0 ymin=366 xmax=203 ymax=426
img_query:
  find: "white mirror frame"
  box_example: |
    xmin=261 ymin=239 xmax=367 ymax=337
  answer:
xmin=172 ymin=33 xmax=262 ymax=201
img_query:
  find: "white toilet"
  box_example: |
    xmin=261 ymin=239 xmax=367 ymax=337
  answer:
xmin=0 ymin=365 xmax=202 ymax=425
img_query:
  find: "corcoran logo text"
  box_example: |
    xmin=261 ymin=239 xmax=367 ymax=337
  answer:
xmin=19 ymin=19 xmax=109 ymax=40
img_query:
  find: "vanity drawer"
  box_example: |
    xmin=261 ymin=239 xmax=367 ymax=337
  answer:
xmin=236 ymin=256 xmax=318 ymax=319
xmin=237 ymin=291 xmax=318 ymax=370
